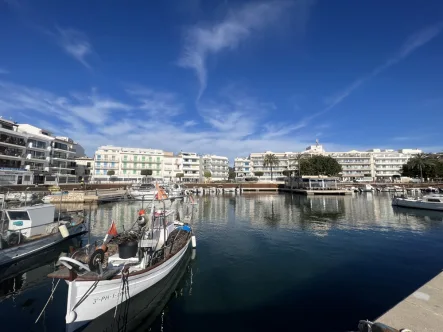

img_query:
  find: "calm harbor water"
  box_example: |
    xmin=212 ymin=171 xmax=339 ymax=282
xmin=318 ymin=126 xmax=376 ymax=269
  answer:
xmin=1 ymin=193 xmax=443 ymax=332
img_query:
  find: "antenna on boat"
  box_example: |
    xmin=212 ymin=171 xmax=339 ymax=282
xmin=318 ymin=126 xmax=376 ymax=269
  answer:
xmin=87 ymin=202 xmax=92 ymax=245
xmin=57 ymin=187 xmax=63 ymax=224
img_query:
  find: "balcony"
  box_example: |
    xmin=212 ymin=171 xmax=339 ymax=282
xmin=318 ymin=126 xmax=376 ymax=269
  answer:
xmin=0 ymin=134 xmax=26 ymax=148
xmin=95 ymin=165 xmax=119 ymax=169
xmin=27 ymin=140 xmax=47 ymax=150
xmin=0 ymin=159 xmax=23 ymax=170
xmin=0 ymin=147 xmax=25 ymax=159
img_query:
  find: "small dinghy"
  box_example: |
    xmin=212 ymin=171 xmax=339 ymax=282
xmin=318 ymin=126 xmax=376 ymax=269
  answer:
xmin=47 ymin=193 xmax=197 ymax=332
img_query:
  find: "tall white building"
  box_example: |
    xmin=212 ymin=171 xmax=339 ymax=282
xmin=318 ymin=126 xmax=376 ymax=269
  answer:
xmin=18 ymin=125 xmax=80 ymax=184
xmin=0 ymin=118 xmax=83 ymax=185
xmin=234 ymin=157 xmax=253 ymax=179
xmin=178 ymin=152 xmax=201 ymax=183
xmin=162 ymin=152 xmax=182 ymax=182
xmin=93 ymin=146 xmax=165 ymax=181
xmin=235 ymin=144 xmax=422 ymax=182
xmin=201 ymin=155 xmax=229 ymax=181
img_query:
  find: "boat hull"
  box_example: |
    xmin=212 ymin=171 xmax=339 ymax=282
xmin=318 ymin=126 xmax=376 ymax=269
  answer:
xmin=0 ymin=223 xmax=87 ymax=270
xmin=75 ymin=246 xmax=193 ymax=332
xmin=66 ymin=238 xmax=191 ymax=332
xmin=392 ymin=198 xmax=443 ymax=211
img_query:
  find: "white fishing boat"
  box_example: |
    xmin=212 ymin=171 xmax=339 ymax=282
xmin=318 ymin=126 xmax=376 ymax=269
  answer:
xmin=392 ymin=194 xmax=443 ymax=211
xmin=48 ymin=190 xmax=197 ymax=332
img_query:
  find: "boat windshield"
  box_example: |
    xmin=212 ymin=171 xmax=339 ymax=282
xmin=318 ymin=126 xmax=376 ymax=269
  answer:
xmin=7 ymin=211 xmax=30 ymax=220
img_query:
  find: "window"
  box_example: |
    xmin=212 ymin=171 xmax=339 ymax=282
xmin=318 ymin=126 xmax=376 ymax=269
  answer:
xmin=111 ymin=162 xmax=115 ymax=167
xmin=142 ymin=156 xmax=145 ymax=161
xmin=134 ymin=156 xmax=137 ymax=161
xmin=123 ymin=170 xmax=127 ymax=174
xmin=149 ymin=157 xmax=152 ymax=161
xmin=111 ymin=156 xmax=116 ymax=161
xmin=124 ymin=155 xmax=127 ymax=160
xmin=7 ymin=211 xmax=30 ymax=220
xmin=149 ymin=163 xmax=152 ymax=168
xmin=96 ymin=155 xmax=101 ymax=160
xmin=133 ymin=170 xmax=136 ymax=174
xmin=157 ymin=157 xmax=160 ymax=162
xmin=156 ymin=171 xmax=160 ymax=175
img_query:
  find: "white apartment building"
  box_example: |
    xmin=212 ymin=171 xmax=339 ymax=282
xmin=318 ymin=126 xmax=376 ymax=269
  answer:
xmin=234 ymin=157 xmax=253 ymax=179
xmin=162 ymin=152 xmax=182 ymax=182
xmin=18 ymin=125 xmax=79 ymax=185
xmin=178 ymin=152 xmax=201 ymax=183
xmin=201 ymin=155 xmax=229 ymax=181
xmin=93 ymin=146 xmax=165 ymax=182
xmin=235 ymin=143 xmax=422 ymax=182
xmin=0 ymin=118 xmax=83 ymax=186
xmin=75 ymin=157 xmax=93 ymax=182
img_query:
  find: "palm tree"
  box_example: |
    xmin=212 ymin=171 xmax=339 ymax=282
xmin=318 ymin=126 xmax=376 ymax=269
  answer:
xmin=263 ymin=153 xmax=280 ymax=181
xmin=408 ymin=153 xmax=433 ymax=182
xmin=291 ymin=154 xmax=307 ymax=177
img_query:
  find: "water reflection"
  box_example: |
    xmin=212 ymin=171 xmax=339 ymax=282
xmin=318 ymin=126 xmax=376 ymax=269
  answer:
xmin=1 ymin=194 xmax=443 ymax=332
xmin=55 ymin=194 xmax=443 ymax=239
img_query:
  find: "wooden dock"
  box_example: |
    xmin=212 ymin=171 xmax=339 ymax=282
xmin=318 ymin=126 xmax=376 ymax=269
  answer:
xmin=279 ymin=188 xmax=352 ymax=195
xmin=376 ymin=271 xmax=443 ymax=332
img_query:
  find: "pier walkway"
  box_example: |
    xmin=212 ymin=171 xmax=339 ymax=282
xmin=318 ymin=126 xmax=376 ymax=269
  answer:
xmin=376 ymin=271 xmax=443 ymax=332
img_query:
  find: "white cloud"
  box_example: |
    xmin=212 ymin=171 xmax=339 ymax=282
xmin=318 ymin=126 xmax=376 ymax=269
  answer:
xmin=183 ymin=120 xmax=197 ymax=127
xmin=126 ymin=87 xmax=182 ymax=117
xmin=0 ymin=81 xmax=132 ymax=127
xmin=0 ymin=79 xmax=338 ymax=162
xmin=55 ymin=27 xmax=94 ymax=68
xmin=178 ymin=1 xmax=304 ymax=98
xmin=322 ymin=22 xmax=443 ymax=114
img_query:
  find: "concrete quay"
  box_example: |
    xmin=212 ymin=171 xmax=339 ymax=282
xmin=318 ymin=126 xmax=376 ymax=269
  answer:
xmin=376 ymin=271 xmax=443 ymax=332
xmin=279 ymin=188 xmax=352 ymax=195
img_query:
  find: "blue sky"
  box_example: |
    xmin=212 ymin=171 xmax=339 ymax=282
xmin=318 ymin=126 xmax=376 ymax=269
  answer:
xmin=0 ymin=0 xmax=442 ymax=160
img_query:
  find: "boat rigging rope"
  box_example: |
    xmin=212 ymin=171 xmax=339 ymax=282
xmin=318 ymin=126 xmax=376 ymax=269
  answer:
xmin=112 ymin=267 xmax=131 ymax=332
xmin=35 ymin=279 xmax=61 ymax=323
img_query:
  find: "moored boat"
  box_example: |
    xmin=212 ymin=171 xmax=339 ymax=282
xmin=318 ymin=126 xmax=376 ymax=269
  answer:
xmin=0 ymin=204 xmax=87 ymax=271
xmin=48 ymin=196 xmax=197 ymax=331
xmin=392 ymin=194 xmax=443 ymax=211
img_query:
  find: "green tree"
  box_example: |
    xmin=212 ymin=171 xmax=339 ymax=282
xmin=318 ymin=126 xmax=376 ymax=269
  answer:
xmin=291 ymin=154 xmax=308 ymax=177
xmin=254 ymin=171 xmax=264 ymax=180
xmin=141 ymin=169 xmax=153 ymax=177
xmin=204 ymin=170 xmax=212 ymax=182
xmin=176 ymin=173 xmax=184 ymax=182
xmin=263 ymin=153 xmax=280 ymax=181
xmin=107 ymin=170 xmax=115 ymax=176
xmin=282 ymin=170 xmax=292 ymax=177
xmin=405 ymin=153 xmax=435 ymax=182
xmin=228 ymin=167 xmax=236 ymax=180
xmin=298 ymin=156 xmax=342 ymax=176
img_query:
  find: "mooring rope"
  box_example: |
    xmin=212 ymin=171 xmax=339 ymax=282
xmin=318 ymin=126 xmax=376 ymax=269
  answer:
xmin=35 ymin=279 xmax=61 ymax=323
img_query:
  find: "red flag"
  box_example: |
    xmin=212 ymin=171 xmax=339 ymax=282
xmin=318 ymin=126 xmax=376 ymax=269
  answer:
xmin=107 ymin=220 xmax=118 ymax=236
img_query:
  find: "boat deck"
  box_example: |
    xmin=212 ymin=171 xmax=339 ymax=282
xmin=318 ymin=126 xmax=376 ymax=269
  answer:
xmin=48 ymin=229 xmax=191 ymax=281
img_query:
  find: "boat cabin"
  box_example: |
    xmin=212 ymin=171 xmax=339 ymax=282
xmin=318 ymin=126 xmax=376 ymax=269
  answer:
xmin=424 ymin=195 xmax=443 ymax=203
xmin=5 ymin=204 xmax=56 ymax=238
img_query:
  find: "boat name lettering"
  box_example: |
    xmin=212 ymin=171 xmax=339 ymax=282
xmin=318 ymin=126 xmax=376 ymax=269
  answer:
xmin=92 ymin=291 xmax=123 ymax=304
